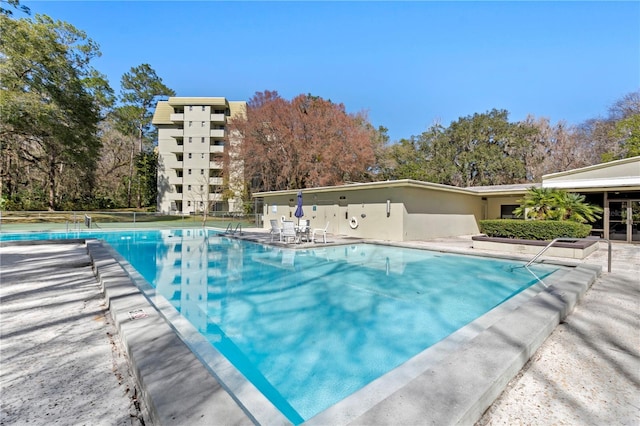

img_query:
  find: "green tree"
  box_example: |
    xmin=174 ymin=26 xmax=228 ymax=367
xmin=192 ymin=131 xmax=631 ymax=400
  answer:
xmin=0 ymin=14 xmax=111 ymax=210
xmin=386 ymin=136 xmax=432 ymax=181
xmin=447 ymin=109 xmax=527 ymax=186
xmin=114 ymin=64 xmax=175 ymax=207
xmin=119 ymin=64 xmax=175 ymax=152
xmin=514 ymin=187 xmax=602 ymax=223
xmin=553 ymin=191 xmax=603 ymax=223
xmin=394 ymin=110 xmax=529 ymax=187
xmin=384 ymin=111 xmax=534 ymax=186
xmin=0 ymin=0 xmax=29 ymax=16
xmin=578 ymin=90 xmax=640 ymax=163
xmin=135 ymin=151 xmax=158 ymax=208
xmin=609 ymin=91 xmax=640 ymax=158
xmin=513 ymin=187 xmax=558 ymax=220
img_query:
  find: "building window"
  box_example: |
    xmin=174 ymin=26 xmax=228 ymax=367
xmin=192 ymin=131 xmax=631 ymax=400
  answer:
xmin=200 ymin=169 xmax=204 ymax=175
xmin=189 ymin=106 xmax=192 ymax=111
xmin=189 ymin=121 xmax=192 ymax=127
xmin=188 ymin=169 xmax=192 ymax=175
xmin=201 ymin=106 xmax=205 ymax=111
xmin=200 ymin=185 xmax=203 ymax=191
xmin=201 ymin=121 xmax=205 ymax=127
xmin=188 ymin=153 xmax=192 ymax=159
xmin=188 ymin=185 xmax=191 ymax=191
xmin=187 ymin=201 xmax=191 ymax=206
xmin=189 ymin=137 xmax=192 ymax=143
xmin=500 ymin=205 xmax=520 ymax=219
xmin=201 ymin=137 xmax=205 ymax=143
xmin=201 ymin=153 xmax=204 ymax=159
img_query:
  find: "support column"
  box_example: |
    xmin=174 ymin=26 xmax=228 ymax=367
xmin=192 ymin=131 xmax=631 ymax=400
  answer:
xmin=603 ymin=191 xmax=609 ymax=240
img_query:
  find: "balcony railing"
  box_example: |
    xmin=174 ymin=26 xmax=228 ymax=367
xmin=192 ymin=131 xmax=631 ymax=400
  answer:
xmin=210 ymin=129 xmax=225 ymax=138
xmin=210 ymin=145 xmax=224 ymax=153
xmin=170 ymin=113 xmax=184 ymax=121
xmin=159 ymin=141 xmax=184 ymax=152
xmin=164 ymin=128 xmax=184 ymax=137
xmin=210 ymin=113 xmax=225 ymax=122
xmin=163 ymin=159 xmax=183 ymax=169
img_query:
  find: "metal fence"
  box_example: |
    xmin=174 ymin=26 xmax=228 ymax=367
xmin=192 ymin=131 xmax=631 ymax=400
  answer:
xmin=0 ymin=210 xmax=262 ymax=232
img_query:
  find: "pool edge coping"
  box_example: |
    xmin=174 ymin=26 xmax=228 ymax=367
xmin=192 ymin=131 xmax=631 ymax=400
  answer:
xmin=316 ymin=262 xmax=601 ymax=425
xmin=85 ymin=239 xmax=287 ymax=426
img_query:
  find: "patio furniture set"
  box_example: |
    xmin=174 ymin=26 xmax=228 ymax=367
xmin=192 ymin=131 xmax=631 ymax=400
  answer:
xmin=270 ymin=219 xmax=329 ymax=244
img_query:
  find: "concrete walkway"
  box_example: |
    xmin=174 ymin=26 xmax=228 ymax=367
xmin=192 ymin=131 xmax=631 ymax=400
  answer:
xmin=476 ymin=242 xmax=640 ymax=425
xmin=0 ymin=242 xmax=147 ymax=425
xmin=0 ymin=236 xmax=638 ymax=425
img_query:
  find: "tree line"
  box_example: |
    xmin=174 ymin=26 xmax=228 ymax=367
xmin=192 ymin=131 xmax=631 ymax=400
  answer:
xmin=1 ymin=2 xmax=638 ymax=211
xmin=233 ymin=90 xmax=638 ymax=193
xmin=0 ymin=7 xmax=174 ymax=211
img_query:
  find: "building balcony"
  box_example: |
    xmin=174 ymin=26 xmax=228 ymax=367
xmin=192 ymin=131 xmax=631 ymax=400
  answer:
xmin=209 ymin=177 xmax=223 ymax=186
xmin=160 ymin=141 xmax=184 ymax=152
xmin=210 ymin=129 xmax=225 ymax=138
xmin=210 ymin=161 xmax=224 ymax=169
xmin=170 ymin=113 xmax=184 ymax=121
xmin=164 ymin=128 xmax=184 ymax=137
xmin=210 ymin=145 xmax=224 ymax=153
xmin=210 ymin=113 xmax=225 ymax=123
xmin=163 ymin=158 xmax=183 ymax=169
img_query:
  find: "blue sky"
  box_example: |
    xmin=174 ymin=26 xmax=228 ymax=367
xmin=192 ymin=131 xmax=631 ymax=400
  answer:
xmin=22 ymin=1 xmax=640 ymax=142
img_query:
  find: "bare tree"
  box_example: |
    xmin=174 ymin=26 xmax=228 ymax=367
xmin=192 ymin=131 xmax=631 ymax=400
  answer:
xmin=94 ymin=118 xmax=137 ymax=207
xmin=228 ymin=91 xmax=377 ymax=192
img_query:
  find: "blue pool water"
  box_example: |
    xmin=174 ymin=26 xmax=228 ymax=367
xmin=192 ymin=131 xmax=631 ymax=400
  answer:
xmin=1 ymin=229 xmax=559 ymax=423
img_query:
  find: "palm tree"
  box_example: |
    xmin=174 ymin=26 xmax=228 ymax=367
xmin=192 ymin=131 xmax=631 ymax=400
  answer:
xmin=513 ymin=187 xmax=557 ymax=220
xmin=514 ymin=187 xmax=602 ymax=223
xmin=553 ymin=191 xmax=603 ymax=223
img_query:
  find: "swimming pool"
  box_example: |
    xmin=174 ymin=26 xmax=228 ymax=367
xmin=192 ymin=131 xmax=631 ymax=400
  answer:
xmin=1 ymin=229 xmax=560 ymax=423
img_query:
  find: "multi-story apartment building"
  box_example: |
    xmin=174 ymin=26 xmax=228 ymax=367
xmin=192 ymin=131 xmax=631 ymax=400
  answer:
xmin=152 ymin=97 xmax=246 ymax=215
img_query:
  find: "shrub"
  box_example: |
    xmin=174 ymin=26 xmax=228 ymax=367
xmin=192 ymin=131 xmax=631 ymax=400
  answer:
xmin=479 ymin=219 xmax=592 ymax=240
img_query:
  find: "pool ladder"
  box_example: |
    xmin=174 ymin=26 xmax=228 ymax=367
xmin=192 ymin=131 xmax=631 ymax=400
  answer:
xmin=224 ymin=222 xmax=243 ymax=236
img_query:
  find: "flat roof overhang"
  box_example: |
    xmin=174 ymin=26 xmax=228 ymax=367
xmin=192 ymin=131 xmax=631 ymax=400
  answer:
xmin=542 ymin=177 xmax=640 ymax=192
xmin=252 ymin=179 xmax=480 ymax=199
xmin=167 ymin=97 xmax=229 ymax=107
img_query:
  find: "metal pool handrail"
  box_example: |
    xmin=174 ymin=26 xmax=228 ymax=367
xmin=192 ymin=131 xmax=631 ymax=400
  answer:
xmin=223 ymin=222 xmax=243 ymax=236
xmin=526 ymin=237 xmax=611 ymax=272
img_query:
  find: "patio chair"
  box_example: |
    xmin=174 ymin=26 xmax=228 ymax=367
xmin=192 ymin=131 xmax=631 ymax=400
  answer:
xmin=312 ymin=222 xmax=330 ymax=244
xmin=297 ymin=219 xmax=311 ymax=242
xmin=281 ymin=221 xmax=299 ymax=244
xmin=270 ymin=219 xmax=283 ymax=242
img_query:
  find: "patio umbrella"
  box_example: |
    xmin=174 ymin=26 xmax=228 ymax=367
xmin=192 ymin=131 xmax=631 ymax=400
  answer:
xmin=294 ymin=191 xmax=304 ymax=225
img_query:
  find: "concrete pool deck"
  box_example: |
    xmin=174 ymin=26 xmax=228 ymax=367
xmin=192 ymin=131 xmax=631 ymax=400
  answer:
xmin=1 ymin=233 xmax=638 ymax=425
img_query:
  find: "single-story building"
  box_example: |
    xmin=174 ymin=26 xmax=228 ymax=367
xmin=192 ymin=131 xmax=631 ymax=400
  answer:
xmin=253 ymin=156 xmax=640 ymax=243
